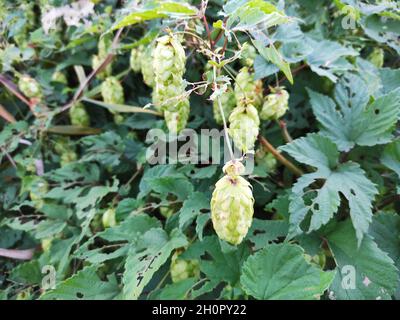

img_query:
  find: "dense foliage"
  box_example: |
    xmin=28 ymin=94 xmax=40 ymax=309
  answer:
xmin=0 ymin=0 xmax=399 ymax=300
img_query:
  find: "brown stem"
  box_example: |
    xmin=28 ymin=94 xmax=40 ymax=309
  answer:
xmin=201 ymin=2 xmax=213 ymax=49
xmin=0 ymin=74 xmax=34 ymax=111
xmin=259 ymin=135 xmax=303 ymax=176
xmin=278 ymin=120 xmax=293 ymax=143
xmin=377 ymin=195 xmax=400 ymax=210
xmin=0 ymin=104 xmax=16 ymax=123
xmin=212 ymin=17 xmax=228 ymax=45
xmin=0 ymin=248 xmax=35 ymax=260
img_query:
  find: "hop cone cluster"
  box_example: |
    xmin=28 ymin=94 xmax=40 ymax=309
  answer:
xmin=211 ymin=161 xmax=254 ymax=245
xmin=234 ymin=67 xmax=263 ymax=109
xmin=141 ymin=45 xmax=156 ymax=87
xmin=213 ymin=86 xmax=236 ymax=125
xmin=228 ymin=104 xmax=260 ymax=153
xmin=18 ymin=75 xmax=42 ymax=100
xmin=101 ymin=76 xmax=125 ymax=123
xmin=170 ymin=250 xmax=200 ymax=283
xmin=153 ymin=35 xmax=189 ymax=133
xmin=240 ymin=42 xmax=257 ymax=67
xmin=69 ymin=103 xmax=90 ymax=127
xmin=260 ymin=88 xmax=289 ymax=120
xmin=54 ymin=137 xmax=77 ymax=167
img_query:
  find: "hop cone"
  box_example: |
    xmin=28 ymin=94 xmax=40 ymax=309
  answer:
xmin=170 ymin=250 xmax=200 ymax=283
xmin=240 ymin=42 xmax=257 ymax=67
xmin=101 ymin=76 xmax=124 ymax=105
xmin=153 ymin=34 xmax=189 ymax=133
xmin=69 ymin=103 xmax=90 ymax=127
xmin=260 ymin=88 xmax=289 ymax=120
xmin=18 ymin=75 xmax=42 ymax=99
xmin=234 ymin=67 xmax=263 ymax=109
xmin=29 ymin=176 xmax=48 ymax=209
xmin=368 ymin=47 xmax=384 ymax=68
xmin=211 ymin=161 xmax=254 ymax=245
xmin=213 ymin=86 xmax=236 ymax=125
xmin=141 ymin=45 xmax=156 ymax=87
xmin=51 ymin=71 xmax=67 ymax=84
xmin=102 ymin=208 xmax=116 ymax=228
xmin=130 ymin=46 xmax=143 ymax=73
xmin=228 ymin=104 xmax=260 ymax=153
xmin=92 ymin=54 xmax=112 ymax=80
xmin=54 ymin=137 xmax=77 ymax=166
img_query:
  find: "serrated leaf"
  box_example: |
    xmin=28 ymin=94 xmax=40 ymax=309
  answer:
xmin=246 ymin=219 xmax=288 ymax=250
xmin=122 ymin=228 xmax=187 ymax=300
xmin=280 ymin=134 xmax=378 ymax=245
xmin=309 ymin=78 xmax=400 ymax=151
xmin=179 ymin=192 xmax=210 ymax=229
xmin=41 ymin=265 xmax=120 ymax=300
xmin=326 ymin=220 xmax=399 ymax=300
xmin=240 ymin=243 xmax=335 ymax=300
xmin=381 ymin=140 xmax=400 ymax=179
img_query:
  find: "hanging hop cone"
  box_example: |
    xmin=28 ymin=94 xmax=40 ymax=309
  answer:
xmin=240 ymin=42 xmax=257 ymax=67
xmin=170 ymin=250 xmax=200 ymax=283
xmin=255 ymin=148 xmax=277 ymax=173
xmin=29 ymin=176 xmax=48 ymax=209
xmin=92 ymin=54 xmax=112 ymax=80
xmin=141 ymin=45 xmax=156 ymax=87
xmin=101 ymin=76 xmax=124 ymax=113
xmin=211 ymin=161 xmax=254 ymax=245
xmin=234 ymin=67 xmax=263 ymax=109
xmin=228 ymin=103 xmax=260 ymax=153
xmin=18 ymin=75 xmax=43 ymax=100
xmin=69 ymin=103 xmax=90 ymax=127
xmin=260 ymin=87 xmax=289 ymax=120
xmin=153 ymin=34 xmax=189 ymax=133
xmin=102 ymin=208 xmax=116 ymax=229
xmin=130 ymin=45 xmax=143 ymax=73
xmin=367 ymin=47 xmax=384 ymax=68
xmin=213 ymin=85 xmax=236 ymax=125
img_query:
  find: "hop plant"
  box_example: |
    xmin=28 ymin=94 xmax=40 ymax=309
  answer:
xmin=368 ymin=47 xmax=384 ymax=68
xmin=211 ymin=161 xmax=254 ymax=245
xmin=69 ymin=103 xmax=90 ymax=127
xmin=228 ymin=104 xmax=260 ymax=153
xmin=29 ymin=176 xmax=48 ymax=209
xmin=234 ymin=67 xmax=263 ymax=109
xmin=141 ymin=45 xmax=156 ymax=87
xmin=260 ymin=88 xmax=289 ymax=120
xmin=54 ymin=137 xmax=77 ymax=167
xmin=153 ymin=34 xmax=190 ymax=133
xmin=102 ymin=208 xmax=116 ymax=228
xmin=240 ymin=42 xmax=257 ymax=67
xmin=170 ymin=250 xmax=200 ymax=283
xmin=213 ymin=86 xmax=236 ymax=125
xmin=130 ymin=46 xmax=143 ymax=73
xmin=255 ymin=148 xmax=277 ymax=173
xmin=101 ymin=76 xmax=125 ymax=123
xmin=18 ymin=75 xmax=43 ymax=100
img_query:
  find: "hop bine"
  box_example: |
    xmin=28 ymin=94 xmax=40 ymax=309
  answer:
xmin=260 ymin=87 xmax=289 ymax=120
xmin=153 ymin=34 xmax=190 ymax=133
xmin=211 ymin=161 xmax=254 ymax=245
xmin=228 ymin=103 xmax=260 ymax=153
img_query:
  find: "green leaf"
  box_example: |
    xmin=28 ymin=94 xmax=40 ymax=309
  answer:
xmin=10 ymin=260 xmax=42 ymax=285
xmin=240 ymin=243 xmax=335 ymax=300
xmin=280 ymin=134 xmax=378 ymax=245
xmin=112 ymin=1 xmax=198 ymax=30
xmin=309 ymin=78 xmax=400 ymax=151
xmin=41 ymin=265 xmax=120 ymax=300
xmin=156 ymin=278 xmax=197 ymax=300
xmin=122 ymin=228 xmax=187 ymax=300
xmin=179 ymin=192 xmax=210 ymax=229
xmin=381 ymin=139 xmax=400 ymax=179
xmin=246 ymin=219 xmax=289 ymax=250
xmin=326 ymin=220 xmax=399 ymax=300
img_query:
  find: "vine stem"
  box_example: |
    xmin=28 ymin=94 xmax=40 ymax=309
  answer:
xmin=258 ymin=135 xmax=303 ymax=176
xmin=0 ymin=248 xmax=35 ymax=260
xmin=213 ymin=65 xmax=234 ymax=161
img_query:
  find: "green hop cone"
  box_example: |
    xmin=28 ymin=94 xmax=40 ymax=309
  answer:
xmin=54 ymin=137 xmax=77 ymax=166
xmin=130 ymin=46 xmax=143 ymax=73
xmin=92 ymin=54 xmax=112 ymax=80
xmin=29 ymin=176 xmax=48 ymax=209
xmin=213 ymin=86 xmax=236 ymax=125
xmin=211 ymin=161 xmax=254 ymax=245
xmin=228 ymin=104 xmax=260 ymax=153
xmin=160 ymin=206 xmax=175 ymax=219
xmin=101 ymin=77 xmax=124 ymax=105
xmin=41 ymin=238 xmax=53 ymax=252
xmin=260 ymin=88 xmax=289 ymax=120
xmin=60 ymin=151 xmax=77 ymax=167
xmin=18 ymin=75 xmax=43 ymax=100
xmin=102 ymin=208 xmax=117 ymax=228
xmin=170 ymin=250 xmax=200 ymax=283
xmin=141 ymin=45 xmax=156 ymax=87
xmin=51 ymin=71 xmax=67 ymax=84
xmin=255 ymin=148 xmax=277 ymax=173
xmin=153 ymin=34 xmax=189 ymax=133
xmin=234 ymin=67 xmax=263 ymax=109
xmin=69 ymin=103 xmax=90 ymax=127
xmin=240 ymin=42 xmax=257 ymax=67
xmin=367 ymin=47 xmax=384 ymax=68
xmin=98 ymin=34 xmax=113 ymax=58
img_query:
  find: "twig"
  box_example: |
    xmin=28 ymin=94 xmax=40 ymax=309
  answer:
xmin=278 ymin=120 xmax=293 ymax=143
xmin=0 ymin=248 xmax=35 ymax=260
xmin=201 ymin=0 xmax=213 ymax=48
xmin=0 ymin=104 xmax=16 ymax=123
xmin=259 ymin=135 xmax=303 ymax=176
xmin=0 ymin=74 xmax=33 ymax=110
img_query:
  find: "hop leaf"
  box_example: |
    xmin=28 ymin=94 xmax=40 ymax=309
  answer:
xmin=260 ymin=88 xmax=289 ymax=120
xmin=211 ymin=161 xmax=254 ymax=245
xmin=234 ymin=67 xmax=263 ymax=109
xmin=228 ymin=104 xmax=260 ymax=153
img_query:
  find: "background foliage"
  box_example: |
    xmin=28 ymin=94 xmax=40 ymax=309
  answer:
xmin=0 ymin=0 xmax=399 ymax=300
